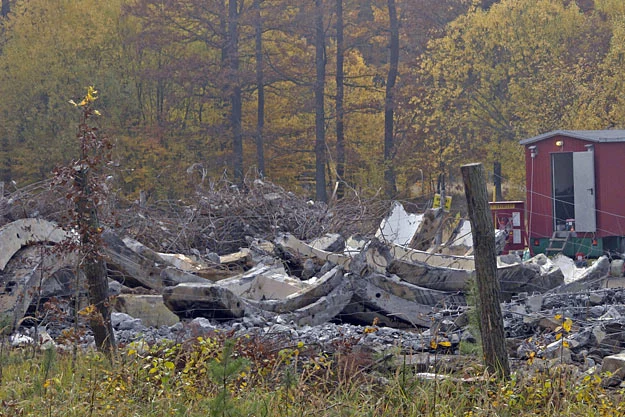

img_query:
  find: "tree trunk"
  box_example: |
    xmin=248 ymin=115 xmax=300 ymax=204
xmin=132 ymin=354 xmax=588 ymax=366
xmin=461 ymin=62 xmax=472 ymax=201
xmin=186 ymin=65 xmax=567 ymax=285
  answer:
xmin=74 ymin=168 xmax=116 ymax=357
xmin=0 ymin=137 xmax=10 ymax=183
xmin=384 ymin=0 xmax=398 ymax=198
xmin=253 ymin=0 xmax=265 ymax=177
xmin=335 ymin=0 xmax=345 ymax=199
xmin=461 ymin=163 xmax=510 ymax=379
xmin=314 ymin=0 xmax=327 ymax=202
xmin=227 ymin=0 xmax=243 ymax=185
xmin=0 ymin=0 xmax=11 ymax=17
xmin=1 ymin=0 xmax=9 ymax=18
xmin=493 ymin=159 xmax=502 ymax=201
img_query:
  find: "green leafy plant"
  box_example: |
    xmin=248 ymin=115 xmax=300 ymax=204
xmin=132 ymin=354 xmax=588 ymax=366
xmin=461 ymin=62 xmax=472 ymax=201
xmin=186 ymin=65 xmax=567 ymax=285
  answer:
xmin=206 ymin=338 xmax=249 ymax=417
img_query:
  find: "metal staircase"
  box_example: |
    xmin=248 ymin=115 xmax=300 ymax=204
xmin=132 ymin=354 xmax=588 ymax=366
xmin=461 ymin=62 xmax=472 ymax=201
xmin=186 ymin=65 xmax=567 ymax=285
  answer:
xmin=545 ymin=231 xmax=571 ymax=255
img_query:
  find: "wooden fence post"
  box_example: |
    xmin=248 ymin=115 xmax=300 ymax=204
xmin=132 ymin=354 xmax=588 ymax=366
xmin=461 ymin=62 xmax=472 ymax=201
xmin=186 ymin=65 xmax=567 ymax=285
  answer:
xmin=461 ymin=163 xmax=510 ymax=378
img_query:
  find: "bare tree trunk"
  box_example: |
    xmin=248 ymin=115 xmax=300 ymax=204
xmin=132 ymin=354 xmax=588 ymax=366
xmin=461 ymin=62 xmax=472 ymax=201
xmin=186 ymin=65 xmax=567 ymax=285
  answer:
xmin=314 ymin=0 xmax=327 ymax=202
xmin=253 ymin=0 xmax=265 ymax=177
xmin=74 ymin=168 xmax=115 ymax=357
xmin=227 ymin=0 xmax=244 ymax=185
xmin=1 ymin=0 xmax=9 ymax=18
xmin=0 ymin=137 xmax=10 ymax=183
xmin=493 ymin=159 xmax=502 ymax=201
xmin=384 ymin=0 xmax=398 ymax=198
xmin=461 ymin=163 xmax=510 ymax=379
xmin=335 ymin=0 xmax=345 ymax=199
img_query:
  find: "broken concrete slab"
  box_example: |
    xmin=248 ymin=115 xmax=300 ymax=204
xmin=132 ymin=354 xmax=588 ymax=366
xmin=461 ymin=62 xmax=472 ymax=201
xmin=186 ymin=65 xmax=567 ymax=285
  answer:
xmin=163 ymin=262 xmax=347 ymax=325
xmin=610 ymin=260 xmax=624 ymax=278
xmin=604 ymin=277 xmax=625 ymax=289
xmin=156 ymin=252 xmax=211 ymax=272
xmin=0 ymin=218 xmax=70 ymax=271
xmin=360 ymin=272 xmax=466 ymax=308
xmin=238 ymin=272 xmax=309 ymax=301
xmin=360 ymin=237 xmax=560 ymax=296
xmin=409 ymin=208 xmax=444 ymax=251
xmin=276 ymin=233 xmax=351 ymax=269
xmin=246 ymin=266 xmax=344 ymax=313
xmin=375 ymin=201 xmax=423 ymax=246
xmin=271 ymin=279 xmax=353 ymax=327
xmin=102 ymin=230 xmax=166 ymax=290
xmin=601 ymin=352 xmax=625 ymax=379
xmin=114 ymin=294 xmax=179 ymax=327
xmin=163 ymin=281 xmax=247 ymax=320
xmin=309 ymin=233 xmax=345 ymax=253
xmin=213 ymin=262 xmax=292 ymax=298
xmin=370 ymin=239 xmax=474 ymax=292
xmin=0 ymin=245 xmax=80 ymax=331
xmin=552 ymin=253 xmax=587 ymax=284
xmin=388 ymin=241 xmax=475 ymax=269
xmin=349 ymin=274 xmax=444 ymax=328
xmin=498 ymin=255 xmax=564 ymax=297
xmin=549 ymin=256 xmax=610 ymax=293
xmin=161 ymin=266 xmax=231 ymax=285
xmin=219 ymin=248 xmax=253 ymax=268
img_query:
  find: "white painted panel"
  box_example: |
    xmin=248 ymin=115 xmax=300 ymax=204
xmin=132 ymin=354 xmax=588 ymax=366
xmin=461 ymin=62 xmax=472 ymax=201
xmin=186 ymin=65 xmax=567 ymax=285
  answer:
xmin=573 ymin=151 xmax=596 ymax=232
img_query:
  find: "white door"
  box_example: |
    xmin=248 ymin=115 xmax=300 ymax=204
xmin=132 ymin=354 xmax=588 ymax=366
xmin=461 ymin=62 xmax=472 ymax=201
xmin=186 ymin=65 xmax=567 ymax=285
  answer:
xmin=573 ymin=151 xmax=596 ymax=232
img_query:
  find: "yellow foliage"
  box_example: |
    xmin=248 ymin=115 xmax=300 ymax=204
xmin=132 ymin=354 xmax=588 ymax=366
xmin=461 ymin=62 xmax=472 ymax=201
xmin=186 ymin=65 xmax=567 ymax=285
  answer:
xmin=415 ymin=0 xmax=605 ymax=198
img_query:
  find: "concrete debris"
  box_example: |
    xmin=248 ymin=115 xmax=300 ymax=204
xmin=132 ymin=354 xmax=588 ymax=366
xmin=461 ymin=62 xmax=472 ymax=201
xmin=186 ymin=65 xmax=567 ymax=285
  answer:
xmin=409 ymin=208 xmax=445 ymax=251
xmin=446 ymin=219 xmax=473 ymax=251
xmin=0 ymin=218 xmax=70 ymax=271
xmin=114 ymin=294 xmax=179 ymax=327
xmin=375 ymin=201 xmax=422 ymax=246
xmin=548 ymin=256 xmax=610 ymax=293
xmin=309 ymin=233 xmax=345 ymax=253
xmin=3 ymin=199 xmax=625 ymax=382
xmin=600 ymin=353 xmax=625 ymax=382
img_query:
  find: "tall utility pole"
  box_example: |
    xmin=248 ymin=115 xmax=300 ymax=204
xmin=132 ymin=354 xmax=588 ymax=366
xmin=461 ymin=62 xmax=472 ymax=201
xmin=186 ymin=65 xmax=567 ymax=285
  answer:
xmin=461 ymin=163 xmax=510 ymax=379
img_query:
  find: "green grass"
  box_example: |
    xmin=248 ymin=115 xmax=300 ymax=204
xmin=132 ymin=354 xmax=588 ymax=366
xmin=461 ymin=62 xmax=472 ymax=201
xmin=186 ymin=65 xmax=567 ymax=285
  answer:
xmin=1 ymin=334 xmax=625 ymax=417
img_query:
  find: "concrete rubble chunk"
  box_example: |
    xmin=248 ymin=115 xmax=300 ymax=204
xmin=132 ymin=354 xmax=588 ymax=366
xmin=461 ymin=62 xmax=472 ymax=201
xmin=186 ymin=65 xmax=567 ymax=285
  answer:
xmin=375 ymin=201 xmax=422 ymax=246
xmin=0 ymin=245 xmax=80 ymax=332
xmin=276 ymin=233 xmax=351 ymax=269
xmin=349 ymin=273 xmax=446 ymax=328
xmin=610 ymin=260 xmax=624 ymax=277
xmin=219 ymin=249 xmax=253 ymax=268
xmin=410 ymin=208 xmax=444 ymax=251
xmin=114 ymin=294 xmax=179 ymax=327
xmin=544 ymin=339 xmax=573 ymax=363
xmin=310 ymin=233 xmax=345 ymax=253
xmin=601 ymin=353 xmax=625 ymax=379
xmin=111 ymin=312 xmax=146 ymax=332
xmin=102 ymin=230 xmax=167 ymax=290
xmin=549 ymin=256 xmax=610 ymax=293
xmin=0 ymin=218 xmax=70 ymax=271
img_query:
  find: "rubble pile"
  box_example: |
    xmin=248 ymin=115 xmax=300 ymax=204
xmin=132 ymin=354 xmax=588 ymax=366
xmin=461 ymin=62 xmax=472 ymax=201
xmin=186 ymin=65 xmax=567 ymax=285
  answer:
xmin=2 ymin=181 xmax=625 ymax=380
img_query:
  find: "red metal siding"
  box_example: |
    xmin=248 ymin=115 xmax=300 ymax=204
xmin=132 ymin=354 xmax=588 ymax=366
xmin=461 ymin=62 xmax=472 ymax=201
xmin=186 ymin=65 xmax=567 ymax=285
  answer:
xmin=525 ymin=146 xmax=551 ymax=239
xmin=525 ymin=134 xmax=625 ymax=240
xmin=594 ymin=143 xmax=625 ymax=238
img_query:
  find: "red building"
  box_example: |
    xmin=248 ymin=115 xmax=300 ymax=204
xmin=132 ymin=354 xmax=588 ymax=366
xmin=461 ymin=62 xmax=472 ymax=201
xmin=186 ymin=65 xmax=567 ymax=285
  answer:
xmin=519 ymin=130 xmax=625 ymax=257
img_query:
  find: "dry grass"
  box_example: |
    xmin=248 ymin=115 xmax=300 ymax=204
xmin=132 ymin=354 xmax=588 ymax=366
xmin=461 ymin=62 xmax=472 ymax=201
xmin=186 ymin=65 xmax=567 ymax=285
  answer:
xmin=2 ymin=333 xmax=625 ymax=417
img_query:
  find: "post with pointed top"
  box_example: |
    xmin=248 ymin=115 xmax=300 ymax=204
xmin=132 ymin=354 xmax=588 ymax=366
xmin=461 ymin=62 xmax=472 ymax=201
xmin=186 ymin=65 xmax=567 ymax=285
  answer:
xmin=461 ymin=163 xmax=510 ymax=379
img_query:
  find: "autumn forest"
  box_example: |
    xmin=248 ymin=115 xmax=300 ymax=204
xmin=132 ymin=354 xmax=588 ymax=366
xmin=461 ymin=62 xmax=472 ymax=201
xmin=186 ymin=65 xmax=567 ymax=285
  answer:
xmin=0 ymin=0 xmax=623 ymax=202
